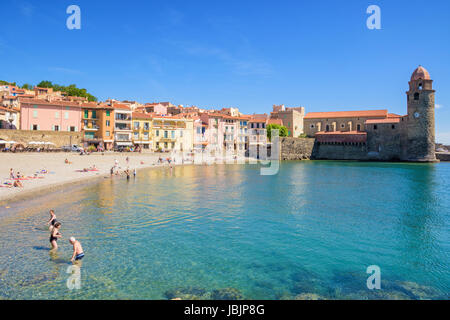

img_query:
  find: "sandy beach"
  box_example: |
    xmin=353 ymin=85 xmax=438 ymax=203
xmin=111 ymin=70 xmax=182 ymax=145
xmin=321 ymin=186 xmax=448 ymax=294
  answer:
xmin=0 ymin=152 xmax=251 ymax=204
xmin=0 ymin=152 xmax=167 ymax=204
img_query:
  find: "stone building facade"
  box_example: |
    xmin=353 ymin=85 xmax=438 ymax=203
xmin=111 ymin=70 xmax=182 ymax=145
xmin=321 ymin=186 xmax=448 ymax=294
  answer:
xmin=307 ymin=66 xmax=437 ymax=162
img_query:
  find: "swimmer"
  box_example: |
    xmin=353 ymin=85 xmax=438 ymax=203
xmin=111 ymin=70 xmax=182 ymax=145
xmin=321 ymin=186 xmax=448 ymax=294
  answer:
xmin=47 ymin=210 xmax=57 ymax=229
xmin=69 ymin=237 xmax=84 ymax=263
xmin=49 ymin=222 xmax=62 ymax=250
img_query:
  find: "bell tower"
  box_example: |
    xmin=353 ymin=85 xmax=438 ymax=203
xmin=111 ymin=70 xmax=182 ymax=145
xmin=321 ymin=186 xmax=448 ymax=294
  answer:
xmin=406 ymin=66 xmax=436 ymax=162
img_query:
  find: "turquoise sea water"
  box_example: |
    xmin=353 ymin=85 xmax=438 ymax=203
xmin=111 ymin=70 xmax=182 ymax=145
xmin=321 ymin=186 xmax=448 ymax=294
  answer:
xmin=0 ymin=161 xmax=449 ymax=300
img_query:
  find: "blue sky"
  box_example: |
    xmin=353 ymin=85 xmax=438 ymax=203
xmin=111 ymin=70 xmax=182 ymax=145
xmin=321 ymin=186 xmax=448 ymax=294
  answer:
xmin=1 ymin=0 xmax=449 ymax=142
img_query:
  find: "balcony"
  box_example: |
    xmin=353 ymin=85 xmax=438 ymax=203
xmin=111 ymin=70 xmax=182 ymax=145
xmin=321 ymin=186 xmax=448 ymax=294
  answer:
xmin=84 ymin=125 xmax=99 ymax=131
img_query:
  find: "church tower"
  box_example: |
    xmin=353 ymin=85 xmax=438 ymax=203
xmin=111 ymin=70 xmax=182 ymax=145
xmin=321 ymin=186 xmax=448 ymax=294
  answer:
xmin=405 ymin=66 xmax=436 ymax=162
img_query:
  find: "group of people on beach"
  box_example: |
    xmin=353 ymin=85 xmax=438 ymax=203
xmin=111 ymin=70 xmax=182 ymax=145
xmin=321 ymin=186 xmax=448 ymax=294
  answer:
xmin=47 ymin=209 xmax=85 ymax=263
xmin=110 ymin=158 xmax=137 ymax=179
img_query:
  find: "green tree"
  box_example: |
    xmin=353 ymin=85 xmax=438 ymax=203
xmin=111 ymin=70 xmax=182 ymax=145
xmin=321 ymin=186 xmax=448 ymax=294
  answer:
xmin=35 ymin=80 xmax=97 ymax=102
xmin=267 ymin=124 xmax=288 ymax=141
xmin=21 ymin=83 xmax=33 ymax=90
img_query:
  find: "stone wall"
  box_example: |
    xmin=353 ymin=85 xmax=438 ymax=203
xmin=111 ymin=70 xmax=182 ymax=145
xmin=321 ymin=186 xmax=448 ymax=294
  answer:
xmin=311 ymin=142 xmax=368 ymax=160
xmin=436 ymin=152 xmax=450 ymax=162
xmin=280 ymin=137 xmax=315 ymax=160
xmin=0 ymin=129 xmax=83 ymax=147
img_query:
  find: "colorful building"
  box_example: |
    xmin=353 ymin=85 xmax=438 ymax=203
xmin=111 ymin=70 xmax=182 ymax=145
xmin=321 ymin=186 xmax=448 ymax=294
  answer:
xmin=113 ymin=103 xmax=133 ymax=149
xmin=81 ymin=102 xmax=115 ymax=150
xmin=132 ymin=112 xmax=153 ymax=150
xmin=152 ymin=116 xmax=193 ymax=152
xmin=19 ymin=98 xmax=82 ymax=132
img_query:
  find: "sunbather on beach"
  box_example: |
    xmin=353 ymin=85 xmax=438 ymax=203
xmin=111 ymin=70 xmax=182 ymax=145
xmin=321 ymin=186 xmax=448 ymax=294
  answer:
xmin=13 ymin=180 xmax=23 ymax=188
xmin=50 ymin=222 xmax=62 ymax=250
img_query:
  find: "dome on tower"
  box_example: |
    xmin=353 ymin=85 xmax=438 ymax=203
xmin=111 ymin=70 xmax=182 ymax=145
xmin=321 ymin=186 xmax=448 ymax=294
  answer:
xmin=411 ymin=66 xmax=431 ymax=81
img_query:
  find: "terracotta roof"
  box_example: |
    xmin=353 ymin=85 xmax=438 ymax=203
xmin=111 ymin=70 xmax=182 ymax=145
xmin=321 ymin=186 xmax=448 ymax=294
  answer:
xmin=315 ymin=131 xmax=367 ymax=143
xmin=267 ymin=118 xmax=283 ymax=125
xmin=132 ymin=112 xmax=153 ymax=119
xmin=315 ymin=131 xmax=367 ymax=135
xmin=82 ymin=102 xmax=113 ymax=109
xmin=113 ymin=103 xmax=131 ymax=110
xmin=411 ymin=66 xmax=430 ymax=81
xmin=304 ymin=110 xmax=388 ymax=119
xmin=365 ymin=118 xmax=401 ymax=124
xmin=18 ymin=98 xmax=82 ymax=108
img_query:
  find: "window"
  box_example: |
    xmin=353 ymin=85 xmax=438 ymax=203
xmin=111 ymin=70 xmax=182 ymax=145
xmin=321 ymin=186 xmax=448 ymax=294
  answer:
xmin=134 ymin=132 xmax=139 ymax=140
xmin=106 ymin=120 xmax=110 ymax=127
xmin=392 ymin=125 xmax=396 ymax=129
xmin=92 ymin=111 xmax=97 ymax=119
xmin=85 ymin=132 xmax=94 ymax=139
xmin=64 ymin=112 xmax=69 ymax=119
xmin=357 ymin=124 xmax=361 ymax=131
xmin=418 ymin=83 xmax=423 ymax=90
xmin=106 ymin=110 xmax=110 ymax=116
xmin=106 ymin=131 xmax=110 ymax=136
xmin=84 ymin=110 xmax=89 ymax=118
xmin=341 ymin=123 xmax=345 ymax=128
xmin=33 ymin=110 xmax=38 ymax=118
xmin=414 ymin=93 xmax=420 ymax=101
xmin=54 ymin=125 xmax=59 ymax=131
xmin=374 ymin=125 xmax=378 ymax=130
xmin=197 ymin=127 xmax=201 ymax=134
xmin=180 ymin=130 xmax=183 ymax=137
xmin=32 ymin=124 xmax=38 ymax=130
xmin=134 ymin=122 xmax=140 ymax=130
xmin=171 ymin=131 xmax=175 ymax=139
xmin=164 ymin=142 xmax=168 ymax=148
xmin=69 ymin=126 xmax=76 ymax=132
xmin=326 ymin=125 xmax=330 ymax=132
xmin=164 ymin=131 xmax=168 ymax=138
xmin=143 ymin=132 xmax=149 ymax=140
xmin=144 ymin=122 xmax=149 ymax=130
xmin=156 ymin=130 xmax=159 ymax=137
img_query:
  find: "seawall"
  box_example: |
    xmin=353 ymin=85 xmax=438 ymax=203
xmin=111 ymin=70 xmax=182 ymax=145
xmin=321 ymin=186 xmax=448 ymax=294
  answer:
xmin=0 ymin=129 xmax=83 ymax=147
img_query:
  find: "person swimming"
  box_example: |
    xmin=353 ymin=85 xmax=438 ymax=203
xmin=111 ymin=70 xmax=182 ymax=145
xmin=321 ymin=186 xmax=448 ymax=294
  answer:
xmin=47 ymin=210 xmax=57 ymax=229
xmin=69 ymin=237 xmax=84 ymax=263
xmin=50 ymin=222 xmax=62 ymax=250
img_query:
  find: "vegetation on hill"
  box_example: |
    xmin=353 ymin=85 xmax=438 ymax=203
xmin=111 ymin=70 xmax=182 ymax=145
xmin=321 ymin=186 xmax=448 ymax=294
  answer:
xmin=36 ymin=81 xmax=97 ymax=102
xmin=0 ymin=80 xmax=97 ymax=102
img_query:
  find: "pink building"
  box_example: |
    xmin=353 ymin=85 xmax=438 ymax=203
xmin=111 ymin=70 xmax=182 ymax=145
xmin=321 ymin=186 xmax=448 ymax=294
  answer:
xmin=20 ymin=98 xmax=82 ymax=132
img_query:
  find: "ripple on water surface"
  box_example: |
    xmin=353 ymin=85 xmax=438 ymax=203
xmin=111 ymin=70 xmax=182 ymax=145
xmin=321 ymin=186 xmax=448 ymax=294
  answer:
xmin=0 ymin=162 xmax=449 ymax=299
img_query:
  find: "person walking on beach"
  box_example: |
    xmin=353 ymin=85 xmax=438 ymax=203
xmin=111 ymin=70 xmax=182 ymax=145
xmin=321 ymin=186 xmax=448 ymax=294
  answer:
xmin=49 ymin=222 xmax=62 ymax=250
xmin=69 ymin=237 xmax=84 ymax=263
xmin=126 ymin=156 xmax=129 ymax=165
xmin=47 ymin=210 xmax=57 ymax=230
xmin=9 ymin=168 xmax=14 ymax=179
xmin=133 ymin=168 xmax=137 ymax=178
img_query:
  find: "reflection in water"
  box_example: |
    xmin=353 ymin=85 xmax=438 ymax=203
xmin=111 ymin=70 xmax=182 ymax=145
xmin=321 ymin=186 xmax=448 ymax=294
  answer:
xmin=0 ymin=162 xmax=449 ymax=299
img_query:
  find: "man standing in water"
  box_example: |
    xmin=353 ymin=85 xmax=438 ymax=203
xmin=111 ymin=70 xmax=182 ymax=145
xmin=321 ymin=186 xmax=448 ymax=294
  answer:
xmin=69 ymin=237 xmax=84 ymax=263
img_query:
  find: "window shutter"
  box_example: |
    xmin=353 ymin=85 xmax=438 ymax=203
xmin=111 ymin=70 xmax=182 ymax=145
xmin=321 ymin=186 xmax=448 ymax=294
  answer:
xmin=52 ymin=125 xmax=55 ymax=131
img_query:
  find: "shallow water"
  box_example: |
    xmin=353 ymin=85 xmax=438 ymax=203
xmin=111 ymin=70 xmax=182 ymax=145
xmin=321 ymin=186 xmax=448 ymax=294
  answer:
xmin=0 ymin=161 xmax=449 ymax=299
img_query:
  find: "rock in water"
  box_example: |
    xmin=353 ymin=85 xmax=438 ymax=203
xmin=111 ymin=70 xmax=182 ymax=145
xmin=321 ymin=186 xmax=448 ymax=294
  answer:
xmin=211 ymin=287 xmax=243 ymax=300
